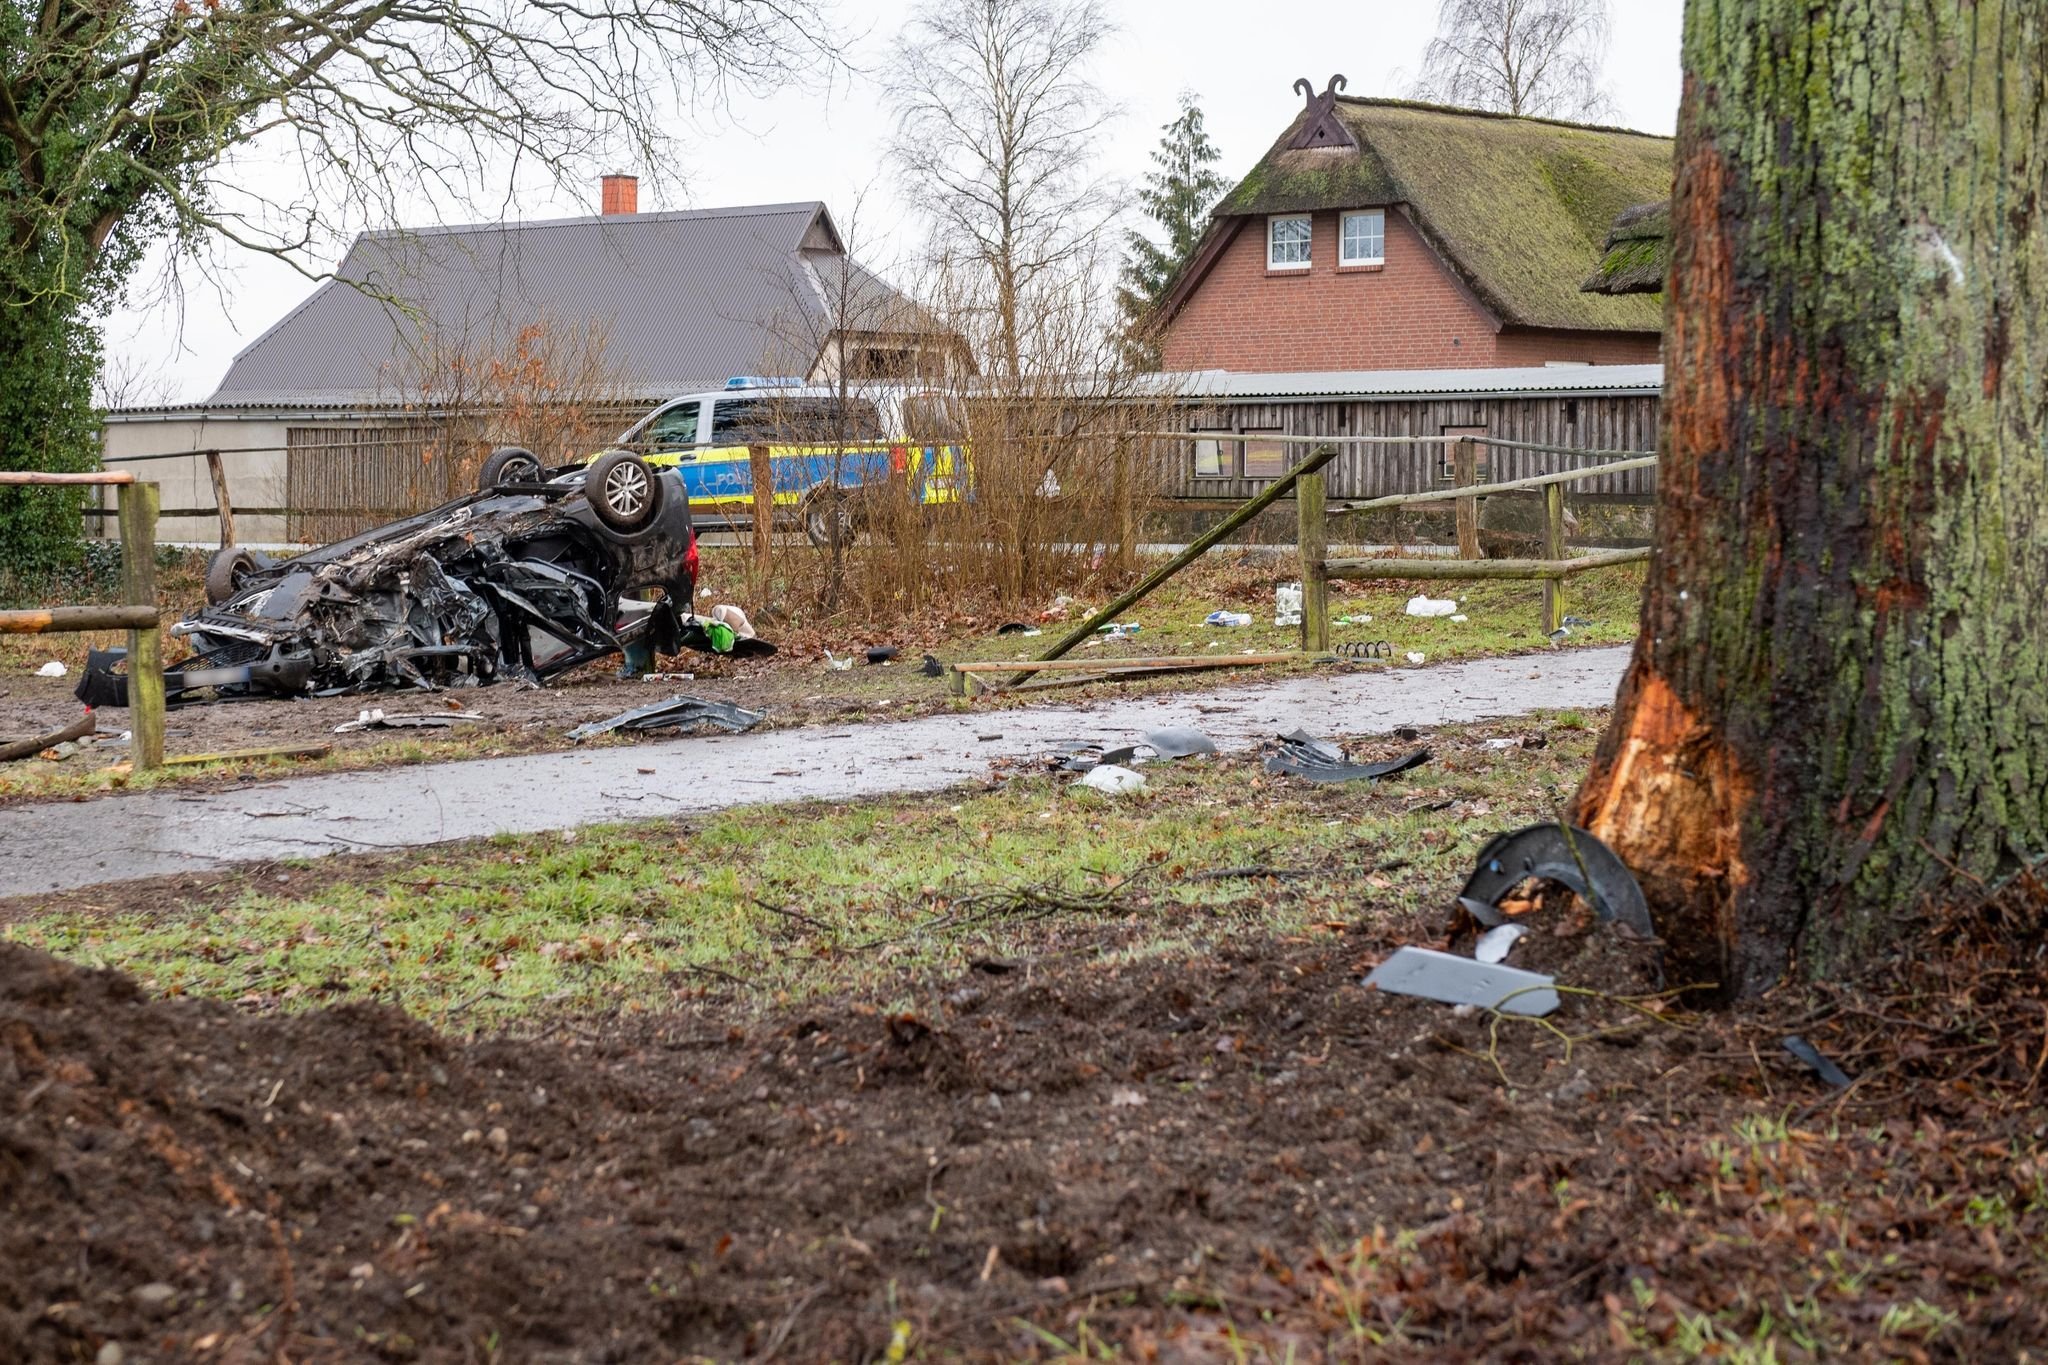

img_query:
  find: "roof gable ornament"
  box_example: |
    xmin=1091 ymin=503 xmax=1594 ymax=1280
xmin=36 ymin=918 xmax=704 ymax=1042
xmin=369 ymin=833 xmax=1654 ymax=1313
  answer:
xmin=1287 ymin=75 xmax=1356 ymax=150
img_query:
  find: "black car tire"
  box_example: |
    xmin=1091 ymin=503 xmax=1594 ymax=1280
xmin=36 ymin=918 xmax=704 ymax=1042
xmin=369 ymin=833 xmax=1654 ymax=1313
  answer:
xmin=204 ymin=547 xmax=259 ymax=605
xmin=802 ymin=487 xmax=859 ymax=548
xmin=479 ymin=446 xmax=544 ymax=491
xmin=585 ymin=451 xmax=663 ymax=534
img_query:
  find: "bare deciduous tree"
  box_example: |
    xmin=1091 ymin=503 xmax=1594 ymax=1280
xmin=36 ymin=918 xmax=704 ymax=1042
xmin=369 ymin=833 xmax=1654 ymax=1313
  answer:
xmin=884 ymin=0 xmax=1116 ymax=379
xmin=0 ymin=1 xmax=833 ymax=567
xmin=1411 ymin=0 xmax=1613 ymax=121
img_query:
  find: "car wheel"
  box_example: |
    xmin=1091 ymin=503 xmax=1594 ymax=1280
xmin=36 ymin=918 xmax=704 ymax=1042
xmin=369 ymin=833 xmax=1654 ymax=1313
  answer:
xmin=585 ymin=451 xmax=662 ymax=533
xmin=479 ymin=446 xmax=544 ymax=491
xmin=204 ymin=547 xmax=259 ymax=605
xmin=803 ymin=489 xmax=858 ymax=548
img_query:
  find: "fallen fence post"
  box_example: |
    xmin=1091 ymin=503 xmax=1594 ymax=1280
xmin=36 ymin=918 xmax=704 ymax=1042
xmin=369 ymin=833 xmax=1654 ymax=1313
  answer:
xmin=1297 ymin=467 xmax=1328 ymax=653
xmin=962 ymin=651 xmax=1310 ymax=697
xmin=205 ymin=449 xmax=235 ymax=547
xmin=118 ymin=481 xmax=165 ymax=771
xmin=1021 ymin=443 xmax=1340 ymax=686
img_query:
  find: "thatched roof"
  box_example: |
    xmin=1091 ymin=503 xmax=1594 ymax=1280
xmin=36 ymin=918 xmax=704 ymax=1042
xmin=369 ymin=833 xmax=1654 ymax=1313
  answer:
xmin=1168 ymin=97 xmax=1673 ymax=334
xmin=1580 ymin=200 xmax=1669 ymax=295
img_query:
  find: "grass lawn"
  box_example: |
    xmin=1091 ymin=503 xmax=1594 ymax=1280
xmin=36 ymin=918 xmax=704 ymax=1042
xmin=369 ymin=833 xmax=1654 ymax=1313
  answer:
xmin=6 ymin=713 xmax=1598 ymax=1026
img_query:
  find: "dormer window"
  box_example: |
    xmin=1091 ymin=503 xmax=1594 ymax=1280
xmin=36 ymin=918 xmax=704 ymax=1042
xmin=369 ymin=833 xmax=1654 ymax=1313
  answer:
xmin=1267 ymin=215 xmax=1312 ymax=271
xmin=1340 ymin=210 xmax=1385 ymax=267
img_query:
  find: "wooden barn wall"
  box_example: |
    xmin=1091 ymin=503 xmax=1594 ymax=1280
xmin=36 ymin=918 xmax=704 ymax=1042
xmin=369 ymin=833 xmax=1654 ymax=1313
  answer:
xmin=1157 ymin=393 xmax=1661 ymax=502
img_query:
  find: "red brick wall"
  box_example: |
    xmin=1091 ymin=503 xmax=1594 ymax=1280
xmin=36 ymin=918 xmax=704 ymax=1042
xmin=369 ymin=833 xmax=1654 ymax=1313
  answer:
xmin=1159 ymin=209 xmax=1658 ymax=372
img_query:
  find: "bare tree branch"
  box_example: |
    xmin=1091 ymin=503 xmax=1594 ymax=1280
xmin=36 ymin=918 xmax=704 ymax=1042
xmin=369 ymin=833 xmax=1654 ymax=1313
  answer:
xmin=1410 ymin=0 xmax=1613 ymax=121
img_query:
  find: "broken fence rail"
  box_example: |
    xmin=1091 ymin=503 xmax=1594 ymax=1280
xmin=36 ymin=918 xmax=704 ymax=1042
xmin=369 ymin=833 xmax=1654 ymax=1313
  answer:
xmin=0 ymin=473 xmax=164 ymax=770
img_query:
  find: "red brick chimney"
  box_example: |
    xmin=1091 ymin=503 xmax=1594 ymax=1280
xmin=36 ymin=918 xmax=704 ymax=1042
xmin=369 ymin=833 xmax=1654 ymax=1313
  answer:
xmin=600 ymin=174 xmax=639 ymax=216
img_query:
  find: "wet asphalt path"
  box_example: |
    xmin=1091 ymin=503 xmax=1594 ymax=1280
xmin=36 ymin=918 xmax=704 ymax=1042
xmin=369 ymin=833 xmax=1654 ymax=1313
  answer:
xmin=0 ymin=648 xmax=1628 ymax=898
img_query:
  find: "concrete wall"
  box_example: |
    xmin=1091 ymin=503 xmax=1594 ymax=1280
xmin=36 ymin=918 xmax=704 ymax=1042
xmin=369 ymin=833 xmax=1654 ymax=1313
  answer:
xmin=101 ymin=412 xmax=327 ymax=547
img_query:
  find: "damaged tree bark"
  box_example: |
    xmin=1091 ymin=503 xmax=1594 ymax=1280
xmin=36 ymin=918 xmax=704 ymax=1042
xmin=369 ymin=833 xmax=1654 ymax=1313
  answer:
xmin=1573 ymin=2 xmax=2048 ymax=996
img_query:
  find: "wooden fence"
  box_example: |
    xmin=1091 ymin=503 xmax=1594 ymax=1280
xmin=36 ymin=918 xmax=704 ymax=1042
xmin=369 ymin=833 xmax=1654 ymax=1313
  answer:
xmin=967 ymin=433 xmax=1655 ymax=694
xmin=0 ymin=471 xmax=163 ymax=769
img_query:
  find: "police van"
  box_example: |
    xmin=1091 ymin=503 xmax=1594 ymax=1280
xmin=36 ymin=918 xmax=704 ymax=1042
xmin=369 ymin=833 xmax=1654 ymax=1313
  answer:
xmin=614 ymin=378 xmax=967 ymax=546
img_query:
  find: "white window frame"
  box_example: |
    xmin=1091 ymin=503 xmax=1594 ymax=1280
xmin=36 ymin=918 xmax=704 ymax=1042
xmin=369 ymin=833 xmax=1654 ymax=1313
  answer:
xmin=1267 ymin=214 xmax=1312 ymax=271
xmin=1340 ymin=210 xmax=1386 ymax=267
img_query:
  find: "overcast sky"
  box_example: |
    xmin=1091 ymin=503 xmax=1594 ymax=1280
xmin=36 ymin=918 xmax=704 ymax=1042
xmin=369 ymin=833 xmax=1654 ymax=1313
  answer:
xmin=104 ymin=0 xmax=1685 ymax=403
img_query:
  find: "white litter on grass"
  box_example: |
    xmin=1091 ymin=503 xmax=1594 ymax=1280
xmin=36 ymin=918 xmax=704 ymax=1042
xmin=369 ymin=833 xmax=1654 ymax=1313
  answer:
xmin=1405 ymin=651 xmax=1427 ymax=664
xmin=1450 ymin=614 xmax=1469 ymax=623
xmin=1275 ymin=582 xmax=1304 ymax=627
xmin=822 ymin=650 xmax=855 ymax=671
xmin=1074 ymin=764 xmax=1146 ymax=795
xmin=1474 ymin=923 xmax=1529 ymax=964
xmin=1405 ymin=595 xmax=1457 ymax=617
xmin=35 ymin=661 xmax=66 ymax=678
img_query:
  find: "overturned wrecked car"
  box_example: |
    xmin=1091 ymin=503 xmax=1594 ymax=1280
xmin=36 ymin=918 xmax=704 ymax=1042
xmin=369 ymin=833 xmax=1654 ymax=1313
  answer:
xmin=79 ymin=449 xmax=704 ymax=707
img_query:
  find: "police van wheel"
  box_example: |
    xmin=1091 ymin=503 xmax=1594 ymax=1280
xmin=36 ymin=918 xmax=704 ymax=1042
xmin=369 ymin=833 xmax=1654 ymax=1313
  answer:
xmin=803 ymin=489 xmax=858 ymax=548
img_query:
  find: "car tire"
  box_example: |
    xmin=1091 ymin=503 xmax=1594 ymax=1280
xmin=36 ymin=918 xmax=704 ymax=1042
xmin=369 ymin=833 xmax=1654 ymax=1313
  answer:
xmin=204 ymin=547 xmax=259 ymax=605
xmin=803 ymin=488 xmax=859 ymax=548
xmin=585 ymin=451 xmax=662 ymax=534
xmin=479 ymin=446 xmax=544 ymax=491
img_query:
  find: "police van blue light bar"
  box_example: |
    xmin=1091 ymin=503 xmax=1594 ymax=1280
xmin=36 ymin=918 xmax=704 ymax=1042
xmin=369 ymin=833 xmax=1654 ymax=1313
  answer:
xmin=724 ymin=375 xmax=806 ymax=390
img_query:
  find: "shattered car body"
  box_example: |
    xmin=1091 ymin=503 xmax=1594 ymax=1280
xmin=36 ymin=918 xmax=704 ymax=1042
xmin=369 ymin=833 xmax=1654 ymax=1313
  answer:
xmin=80 ymin=455 xmax=698 ymax=706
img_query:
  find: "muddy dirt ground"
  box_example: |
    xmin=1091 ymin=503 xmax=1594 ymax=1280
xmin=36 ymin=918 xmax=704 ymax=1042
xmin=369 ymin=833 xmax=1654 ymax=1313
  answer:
xmin=6 ymin=878 xmax=2045 ymax=1363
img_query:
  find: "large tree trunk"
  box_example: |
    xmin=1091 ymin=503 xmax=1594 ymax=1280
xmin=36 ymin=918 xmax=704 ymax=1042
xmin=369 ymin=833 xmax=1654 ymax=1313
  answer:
xmin=1574 ymin=1 xmax=2048 ymax=997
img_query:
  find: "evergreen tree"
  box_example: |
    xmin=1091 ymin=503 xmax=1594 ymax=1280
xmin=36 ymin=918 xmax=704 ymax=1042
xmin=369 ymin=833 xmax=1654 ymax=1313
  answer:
xmin=1116 ymin=94 xmax=1227 ymax=367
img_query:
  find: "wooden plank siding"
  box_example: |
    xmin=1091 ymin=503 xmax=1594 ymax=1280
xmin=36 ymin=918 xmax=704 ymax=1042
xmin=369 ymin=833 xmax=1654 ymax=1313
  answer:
xmin=1160 ymin=393 xmax=1660 ymax=504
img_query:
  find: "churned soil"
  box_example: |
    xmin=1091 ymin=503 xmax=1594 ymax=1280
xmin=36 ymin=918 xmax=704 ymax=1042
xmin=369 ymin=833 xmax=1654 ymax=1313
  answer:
xmin=5 ymin=888 xmax=2046 ymax=1363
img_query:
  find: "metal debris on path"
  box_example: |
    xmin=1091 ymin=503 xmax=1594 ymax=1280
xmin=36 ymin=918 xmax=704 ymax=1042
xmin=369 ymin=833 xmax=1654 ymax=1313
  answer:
xmin=1457 ymin=823 xmax=1656 ymax=939
xmin=1140 ymin=727 xmax=1217 ymax=760
xmin=1782 ymin=1035 xmax=1853 ymax=1089
xmin=568 ymin=695 xmax=765 ymax=742
xmin=1051 ymin=740 xmax=1140 ymax=773
xmin=1264 ymin=731 xmax=1432 ymax=783
xmin=334 ymin=708 xmax=485 ymax=734
xmin=920 ymin=654 xmax=944 ymax=678
xmin=1364 ymin=947 xmax=1559 ymax=1017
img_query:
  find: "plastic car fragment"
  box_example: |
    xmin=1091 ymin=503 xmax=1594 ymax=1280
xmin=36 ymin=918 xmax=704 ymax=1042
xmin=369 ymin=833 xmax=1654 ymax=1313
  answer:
xmin=1457 ymin=823 xmax=1656 ymax=939
xmin=1264 ymin=731 xmax=1432 ymax=782
xmin=1364 ymin=947 xmax=1559 ymax=1017
xmin=567 ymin=694 xmax=766 ymax=742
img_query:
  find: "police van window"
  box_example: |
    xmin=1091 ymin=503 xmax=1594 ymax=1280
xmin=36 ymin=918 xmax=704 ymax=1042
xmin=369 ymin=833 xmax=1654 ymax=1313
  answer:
xmin=644 ymin=404 xmax=700 ymax=452
xmin=713 ymin=397 xmax=883 ymax=444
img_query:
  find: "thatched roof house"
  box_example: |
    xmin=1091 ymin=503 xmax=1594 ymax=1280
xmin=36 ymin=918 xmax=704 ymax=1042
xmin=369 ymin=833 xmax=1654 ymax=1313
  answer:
xmin=1157 ymin=82 xmax=1673 ymax=374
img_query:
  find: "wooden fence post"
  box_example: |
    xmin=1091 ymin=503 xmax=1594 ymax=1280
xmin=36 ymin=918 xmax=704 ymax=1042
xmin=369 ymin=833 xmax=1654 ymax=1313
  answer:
xmin=1296 ymin=468 xmax=1329 ymax=653
xmin=1543 ymin=481 xmax=1567 ymax=635
xmin=1454 ymin=437 xmax=1480 ymax=560
xmin=117 ymin=481 xmax=165 ymax=771
xmin=204 ymin=450 xmax=235 ymax=547
xmin=749 ymin=443 xmax=773 ymax=598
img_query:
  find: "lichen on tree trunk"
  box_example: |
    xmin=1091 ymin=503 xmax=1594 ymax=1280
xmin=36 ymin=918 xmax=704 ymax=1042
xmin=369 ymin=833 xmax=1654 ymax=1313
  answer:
xmin=1574 ymin=1 xmax=2048 ymax=996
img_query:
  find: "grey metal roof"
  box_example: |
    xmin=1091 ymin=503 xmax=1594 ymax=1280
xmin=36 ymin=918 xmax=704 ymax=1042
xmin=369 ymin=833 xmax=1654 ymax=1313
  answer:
xmin=204 ymin=204 xmax=930 ymax=408
xmin=1158 ymin=363 xmax=1663 ymax=401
